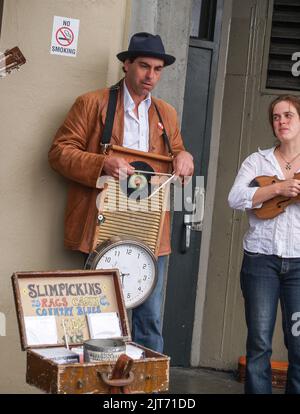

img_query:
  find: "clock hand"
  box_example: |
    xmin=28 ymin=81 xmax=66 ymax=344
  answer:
xmin=120 ymin=272 xmax=130 ymax=287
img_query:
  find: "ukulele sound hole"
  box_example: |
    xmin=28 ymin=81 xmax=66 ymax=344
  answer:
xmin=278 ymin=198 xmax=290 ymax=209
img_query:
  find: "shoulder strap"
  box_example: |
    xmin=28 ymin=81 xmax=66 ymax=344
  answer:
xmin=153 ymin=102 xmax=173 ymax=156
xmin=101 ymin=81 xmax=121 ymax=144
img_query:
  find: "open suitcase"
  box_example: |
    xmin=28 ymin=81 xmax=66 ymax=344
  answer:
xmin=12 ymin=269 xmax=170 ymax=394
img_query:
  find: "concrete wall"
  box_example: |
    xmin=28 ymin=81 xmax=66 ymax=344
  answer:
xmin=0 ymin=0 xmax=129 ymax=393
xmin=199 ymin=0 xmax=294 ymax=369
xmin=130 ymin=0 xmax=192 ymax=121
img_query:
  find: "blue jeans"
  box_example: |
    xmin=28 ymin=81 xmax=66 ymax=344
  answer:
xmin=241 ymin=251 xmax=300 ymax=394
xmin=132 ymin=255 xmax=167 ymax=353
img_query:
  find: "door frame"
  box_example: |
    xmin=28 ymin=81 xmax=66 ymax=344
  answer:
xmin=190 ymin=0 xmax=233 ymax=366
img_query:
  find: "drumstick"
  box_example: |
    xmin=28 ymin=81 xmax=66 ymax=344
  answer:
xmin=148 ymin=174 xmax=176 ymax=200
xmin=133 ymin=169 xmax=172 ymax=177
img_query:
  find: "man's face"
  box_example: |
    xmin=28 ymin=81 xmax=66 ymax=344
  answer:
xmin=124 ymin=56 xmax=164 ymax=98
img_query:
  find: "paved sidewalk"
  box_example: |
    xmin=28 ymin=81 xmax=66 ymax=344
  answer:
xmin=167 ymin=367 xmax=284 ymax=394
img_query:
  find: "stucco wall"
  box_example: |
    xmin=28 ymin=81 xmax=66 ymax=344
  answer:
xmin=0 ymin=0 xmax=129 ymax=393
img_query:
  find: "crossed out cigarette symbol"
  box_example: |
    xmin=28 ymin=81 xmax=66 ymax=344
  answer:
xmin=56 ymin=27 xmax=74 ymax=46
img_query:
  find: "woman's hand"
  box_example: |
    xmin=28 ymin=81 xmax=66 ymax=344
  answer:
xmin=252 ymin=178 xmax=300 ymax=207
xmin=276 ymin=179 xmax=300 ymax=198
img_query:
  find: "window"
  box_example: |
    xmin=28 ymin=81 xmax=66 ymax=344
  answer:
xmin=266 ymin=0 xmax=300 ymax=91
xmin=190 ymin=0 xmax=217 ymax=41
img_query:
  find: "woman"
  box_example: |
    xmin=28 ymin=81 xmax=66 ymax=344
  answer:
xmin=228 ymin=95 xmax=300 ymax=394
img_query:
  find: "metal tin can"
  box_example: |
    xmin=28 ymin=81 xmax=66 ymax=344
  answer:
xmin=83 ymin=338 xmax=126 ymax=362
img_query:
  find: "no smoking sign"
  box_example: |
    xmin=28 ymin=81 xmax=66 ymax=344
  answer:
xmin=50 ymin=16 xmax=80 ymax=57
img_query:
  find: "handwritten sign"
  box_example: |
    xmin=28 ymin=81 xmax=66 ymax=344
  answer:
xmin=18 ymin=275 xmax=119 ymax=346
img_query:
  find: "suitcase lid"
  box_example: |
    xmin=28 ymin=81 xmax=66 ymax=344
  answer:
xmin=12 ymin=269 xmax=131 ymax=350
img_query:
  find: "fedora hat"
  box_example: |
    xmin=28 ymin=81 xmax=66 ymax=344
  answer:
xmin=117 ymin=32 xmax=175 ymax=66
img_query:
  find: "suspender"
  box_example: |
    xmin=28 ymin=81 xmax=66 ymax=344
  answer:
xmin=101 ymin=81 xmax=121 ymax=145
xmin=153 ymin=102 xmax=173 ymax=156
xmin=101 ymin=82 xmax=173 ymax=156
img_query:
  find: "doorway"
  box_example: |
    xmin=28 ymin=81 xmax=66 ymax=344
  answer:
xmin=163 ymin=0 xmax=224 ymax=367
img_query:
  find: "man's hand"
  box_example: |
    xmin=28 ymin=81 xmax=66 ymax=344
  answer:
xmin=102 ymin=157 xmax=135 ymax=179
xmin=173 ymin=151 xmax=194 ymax=182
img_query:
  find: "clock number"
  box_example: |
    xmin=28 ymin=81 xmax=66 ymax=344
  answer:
xmin=105 ymin=257 xmax=111 ymax=263
xmin=126 ymin=249 xmax=132 ymax=255
xmin=127 ymin=293 xmax=131 ymax=299
xmin=114 ymin=251 xmax=120 ymax=257
xmin=143 ymin=275 xmax=147 ymax=281
xmin=142 ymin=264 xmax=147 ymax=269
xmin=138 ymin=287 xmax=142 ymax=291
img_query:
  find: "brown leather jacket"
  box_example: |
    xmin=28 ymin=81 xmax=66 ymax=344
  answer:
xmin=48 ymin=82 xmax=185 ymax=255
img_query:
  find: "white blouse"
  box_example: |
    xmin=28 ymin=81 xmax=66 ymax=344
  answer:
xmin=228 ymin=147 xmax=300 ymax=258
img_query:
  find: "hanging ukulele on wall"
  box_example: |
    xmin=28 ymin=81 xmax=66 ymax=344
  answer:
xmin=0 ymin=46 xmax=26 ymax=78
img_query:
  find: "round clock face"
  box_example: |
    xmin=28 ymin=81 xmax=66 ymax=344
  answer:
xmin=86 ymin=238 xmax=157 ymax=309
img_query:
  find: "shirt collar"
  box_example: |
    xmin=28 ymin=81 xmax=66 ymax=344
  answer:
xmin=123 ymin=80 xmax=151 ymax=113
xmin=258 ymin=146 xmax=276 ymax=161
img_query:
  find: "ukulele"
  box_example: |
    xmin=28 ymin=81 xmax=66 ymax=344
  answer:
xmin=0 ymin=46 xmax=26 ymax=78
xmin=250 ymin=173 xmax=300 ymax=219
